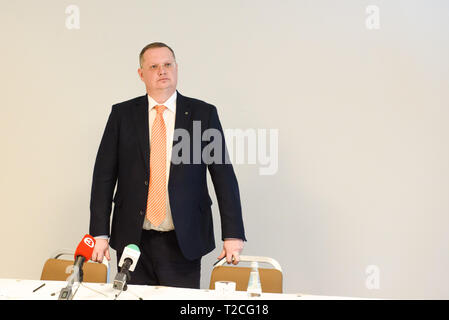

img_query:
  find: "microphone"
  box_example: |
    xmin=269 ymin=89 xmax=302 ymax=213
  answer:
xmin=73 ymin=234 xmax=96 ymax=282
xmin=113 ymin=244 xmax=141 ymax=292
xmin=58 ymin=234 xmax=96 ymax=300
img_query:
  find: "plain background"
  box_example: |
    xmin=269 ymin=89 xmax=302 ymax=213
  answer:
xmin=1 ymin=0 xmax=448 ymax=299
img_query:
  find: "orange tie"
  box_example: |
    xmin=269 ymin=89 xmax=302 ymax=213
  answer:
xmin=146 ymin=105 xmax=167 ymax=226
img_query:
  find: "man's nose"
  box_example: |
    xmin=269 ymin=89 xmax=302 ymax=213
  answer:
xmin=158 ymin=66 xmax=167 ymax=75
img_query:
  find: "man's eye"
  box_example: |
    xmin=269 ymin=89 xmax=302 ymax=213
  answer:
xmin=164 ymin=63 xmax=172 ymax=68
xmin=150 ymin=65 xmax=157 ymax=69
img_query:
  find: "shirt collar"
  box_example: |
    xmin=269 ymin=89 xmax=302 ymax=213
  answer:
xmin=147 ymin=91 xmax=177 ymax=113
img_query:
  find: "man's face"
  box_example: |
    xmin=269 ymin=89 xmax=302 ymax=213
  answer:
xmin=138 ymin=47 xmax=178 ymax=94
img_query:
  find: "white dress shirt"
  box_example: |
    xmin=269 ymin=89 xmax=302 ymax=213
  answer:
xmin=142 ymin=91 xmax=177 ymax=231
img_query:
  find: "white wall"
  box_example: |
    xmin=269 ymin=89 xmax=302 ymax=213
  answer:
xmin=1 ymin=0 xmax=448 ymax=299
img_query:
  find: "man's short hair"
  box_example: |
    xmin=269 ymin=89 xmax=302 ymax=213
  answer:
xmin=139 ymin=42 xmax=176 ymax=68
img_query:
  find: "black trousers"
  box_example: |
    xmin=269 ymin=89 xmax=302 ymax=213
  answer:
xmin=116 ymin=230 xmax=201 ymax=289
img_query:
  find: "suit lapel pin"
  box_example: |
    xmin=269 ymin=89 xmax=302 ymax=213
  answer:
xmin=185 ymin=111 xmax=189 ymax=115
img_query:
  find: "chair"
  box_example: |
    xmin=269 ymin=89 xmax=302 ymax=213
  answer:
xmin=209 ymin=255 xmax=283 ymax=293
xmin=40 ymin=249 xmax=109 ymax=283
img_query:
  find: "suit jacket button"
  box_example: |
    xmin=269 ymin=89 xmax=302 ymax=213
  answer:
xmin=144 ymin=180 xmax=148 ymax=186
xmin=139 ymin=210 xmax=144 ymax=215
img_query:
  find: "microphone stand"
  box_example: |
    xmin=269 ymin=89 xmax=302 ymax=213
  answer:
xmin=58 ymin=256 xmax=85 ymax=300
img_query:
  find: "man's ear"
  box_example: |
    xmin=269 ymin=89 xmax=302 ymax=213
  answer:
xmin=137 ymin=68 xmax=143 ymax=81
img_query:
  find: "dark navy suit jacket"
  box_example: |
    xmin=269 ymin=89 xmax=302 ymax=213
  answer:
xmin=89 ymin=91 xmax=246 ymax=260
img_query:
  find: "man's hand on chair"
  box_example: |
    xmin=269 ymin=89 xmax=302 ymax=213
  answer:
xmin=217 ymin=238 xmax=244 ymax=265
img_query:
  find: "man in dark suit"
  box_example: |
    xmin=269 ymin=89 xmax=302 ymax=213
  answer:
xmin=89 ymin=42 xmax=246 ymax=288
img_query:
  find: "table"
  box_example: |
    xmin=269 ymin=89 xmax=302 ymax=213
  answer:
xmin=0 ymin=278 xmax=364 ymax=300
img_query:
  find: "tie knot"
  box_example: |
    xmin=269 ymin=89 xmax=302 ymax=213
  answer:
xmin=154 ymin=105 xmax=166 ymax=114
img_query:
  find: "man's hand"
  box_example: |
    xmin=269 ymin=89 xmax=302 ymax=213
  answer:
xmin=91 ymin=238 xmax=111 ymax=263
xmin=217 ymin=238 xmax=244 ymax=265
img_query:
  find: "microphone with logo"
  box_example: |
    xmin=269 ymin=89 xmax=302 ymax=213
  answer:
xmin=58 ymin=234 xmax=96 ymax=300
xmin=113 ymin=244 xmax=141 ymax=293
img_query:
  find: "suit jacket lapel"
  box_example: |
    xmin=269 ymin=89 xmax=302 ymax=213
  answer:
xmin=132 ymin=94 xmax=150 ymax=177
xmin=169 ymin=91 xmax=191 ymax=181
xmin=173 ymin=91 xmax=191 ymax=145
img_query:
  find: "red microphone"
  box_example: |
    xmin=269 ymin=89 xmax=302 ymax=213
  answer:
xmin=73 ymin=234 xmax=96 ymax=282
xmin=74 ymin=234 xmax=96 ymax=261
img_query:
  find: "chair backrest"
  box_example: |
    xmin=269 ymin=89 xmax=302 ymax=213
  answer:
xmin=209 ymin=255 xmax=283 ymax=293
xmin=40 ymin=249 xmax=108 ymax=283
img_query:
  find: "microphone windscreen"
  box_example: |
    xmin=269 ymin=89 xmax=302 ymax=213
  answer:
xmin=74 ymin=234 xmax=96 ymax=261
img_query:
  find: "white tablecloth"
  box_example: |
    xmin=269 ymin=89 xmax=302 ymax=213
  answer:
xmin=0 ymin=278 xmax=362 ymax=300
